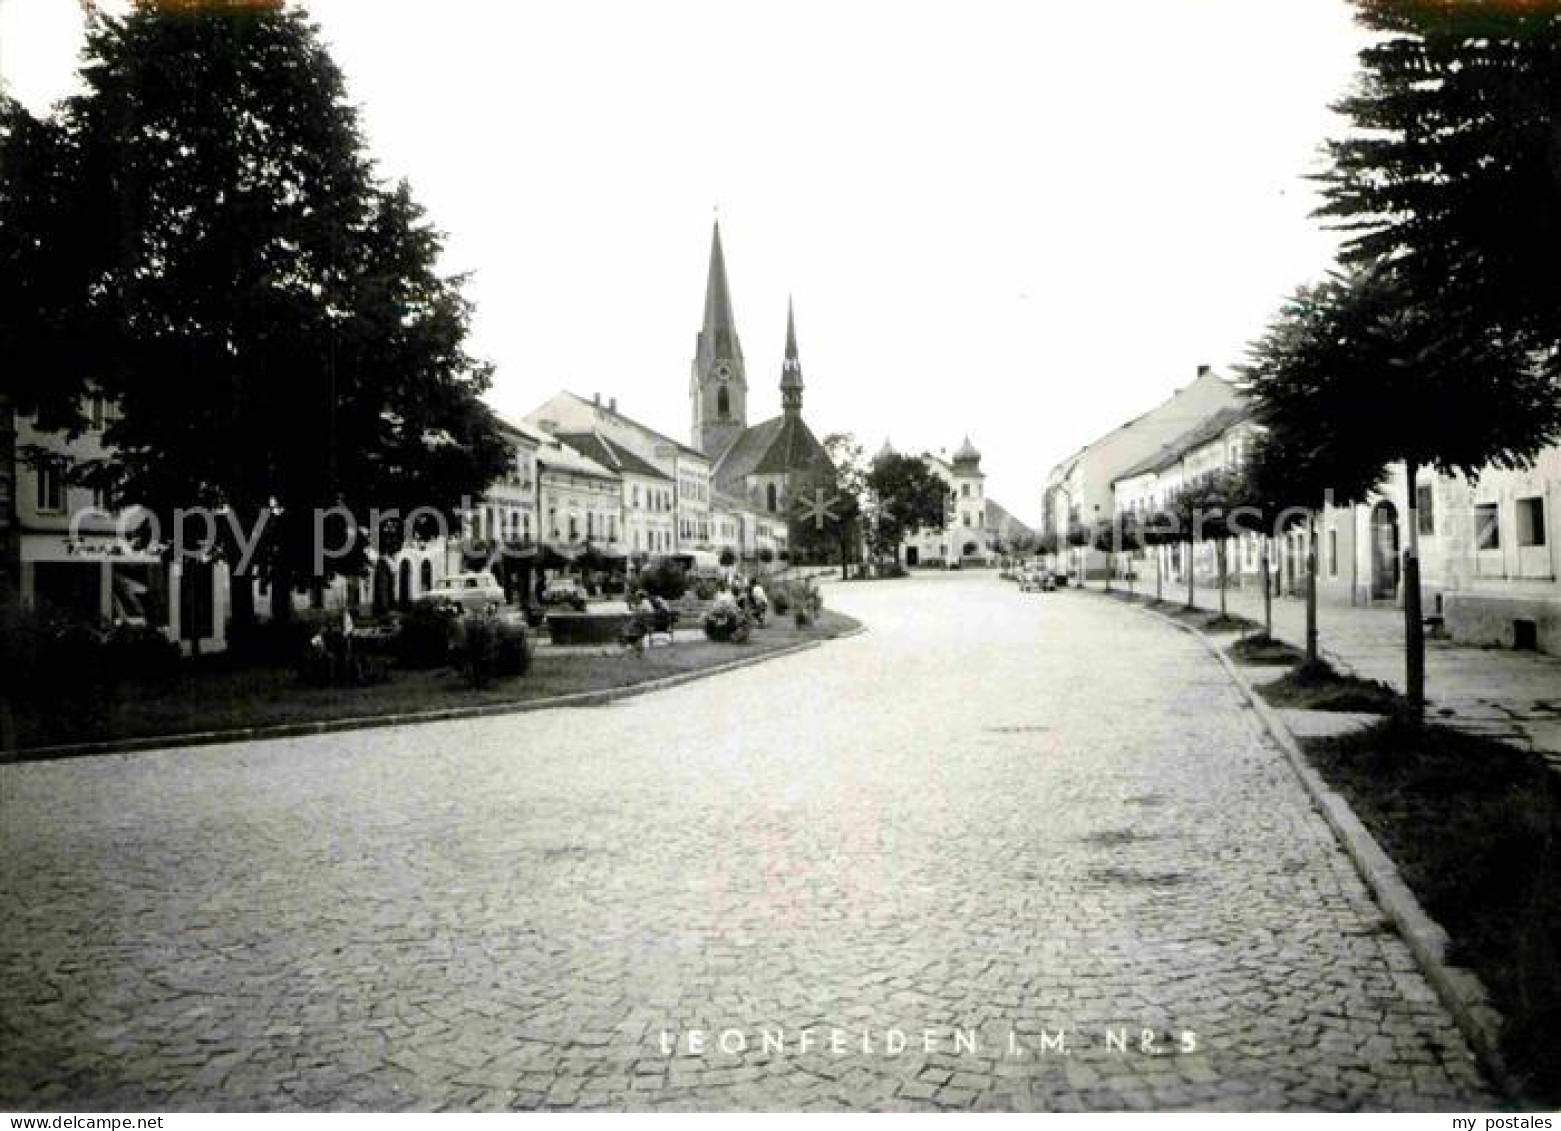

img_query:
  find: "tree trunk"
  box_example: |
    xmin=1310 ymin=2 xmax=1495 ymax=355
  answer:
xmin=1186 ymin=541 xmax=1195 ymax=610
xmin=1155 ymin=546 xmax=1163 ymax=602
xmin=1305 ymin=513 xmax=1319 ymax=665
xmin=1403 ymin=458 xmax=1426 ymax=724
xmin=1217 ymin=539 xmax=1228 ymax=618
xmin=230 ymin=571 xmax=256 ymax=637
xmin=270 ymin=567 xmax=294 ymax=624
xmin=1261 ymin=539 xmax=1273 ymax=639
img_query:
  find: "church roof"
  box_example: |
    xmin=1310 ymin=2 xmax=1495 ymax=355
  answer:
xmin=712 ymin=413 xmax=831 ymax=493
xmin=554 ymin=430 xmax=672 ymax=481
xmin=953 ymin=435 xmax=982 ymax=464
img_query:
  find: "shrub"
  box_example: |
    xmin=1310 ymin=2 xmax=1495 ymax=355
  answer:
xmin=1 ymin=604 xmax=185 ymax=696
xmin=757 ymin=548 xmax=776 ymax=564
xmin=702 ymin=604 xmax=751 ymax=643
xmin=692 ymin=579 xmax=718 ymax=601
xmin=770 ymin=588 xmax=791 ymax=616
xmin=398 ymin=597 xmax=460 ymax=668
xmin=639 ymin=559 xmax=688 ymax=602
xmin=879 ymin=561 xmax=907 ymax=579
xmin=449 ymin=608 xmax=529 ymax=688
xmin=718 ymin=548 xmax=737 ymax=568
xmin=104 ymin=621 xmax=182 ymax=681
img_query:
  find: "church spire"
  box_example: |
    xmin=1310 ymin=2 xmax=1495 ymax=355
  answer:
xmin=691 ymin=220 xmax=747 ymax=458
xmin=698 ymin=220 xmax=744 ymax=372
xmin=781 ymin=296 xmax=803 ymax=416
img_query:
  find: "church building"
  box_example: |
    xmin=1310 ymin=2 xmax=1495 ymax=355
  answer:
xmin=689 ymin=222 xmax=833 ymax=525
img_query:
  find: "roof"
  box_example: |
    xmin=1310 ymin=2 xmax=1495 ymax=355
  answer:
xmin=536 ymin=436 xmax=618 ymax=480
xmin=557 ymin=391 xmax=708 ymax=461
xmin=1044 ymin=367 xmax=1237 ymax=481
xmin=986 ymin=498 xmax=1034 ymax=535
xmin=952 ymin=435 xmax=981 ymax=463
xmin=711 ymin=413 xmax=831 ymax=490
xmin=555 ymin=430 xmax=673 ymax=481
xmin=493 ymin=414 xmax=548 ymax=446
xmin=1111 ymin=404 xmax=1255 ymax=484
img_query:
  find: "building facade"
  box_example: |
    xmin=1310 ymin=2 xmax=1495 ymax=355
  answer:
xmin=1043 ymin=366 xmax=1242 ymax=578
xmin=8 ymin=396 xmax=227 ymax=652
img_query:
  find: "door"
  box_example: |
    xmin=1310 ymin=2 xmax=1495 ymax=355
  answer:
xmin=1371 ymin=501 xmax=1400 ymax=600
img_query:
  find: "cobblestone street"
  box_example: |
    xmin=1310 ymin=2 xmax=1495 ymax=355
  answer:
xmin=1 ymin=574 xmax=1494 ymax=1111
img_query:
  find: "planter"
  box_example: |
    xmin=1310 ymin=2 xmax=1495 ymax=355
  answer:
xmin=546 ymin=611 xmax=632 ymax=646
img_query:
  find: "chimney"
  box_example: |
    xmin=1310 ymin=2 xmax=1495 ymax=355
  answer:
xmin=1197 ymin=364 xmax=1212 ymax=379
xmin=609 ymin=397 xmax=617 ymax=413
xmin=593 ymin=392 xmax=600 ymax=405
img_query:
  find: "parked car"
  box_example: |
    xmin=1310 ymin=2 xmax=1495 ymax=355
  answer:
xmin=1018 ymin=565 xmax=1055 ymax=592
xmin=429 ymin=571 xmax=506 ymax=610
xmin=541 ymin=577 xmax=589 ymax=611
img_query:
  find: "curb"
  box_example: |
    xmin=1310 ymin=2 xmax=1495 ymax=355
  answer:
xmin=1112 ymin=594 xmax=1515 ymax=1100
xmin=3 ymin=621 xmax=868 ymax=766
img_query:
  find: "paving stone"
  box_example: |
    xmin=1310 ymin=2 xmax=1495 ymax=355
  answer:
xmin=0 ymin=576 xmax=1495 ymax=1111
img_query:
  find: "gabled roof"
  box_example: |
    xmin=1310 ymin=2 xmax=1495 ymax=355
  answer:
xmin=554 ymin=390 xmax=708 ymax=461
xmin=711 ymin=412 xmax=832 ymax=493
xmin=1112 ymin=403 xmax=1255 ymax=484
xmin=555 ymin=430 xmax=673 ymax=481
xmin=986 ymin=498 xmax=1034 ymax=536
xmin=536 ymin=436 xmax=618 ymax=480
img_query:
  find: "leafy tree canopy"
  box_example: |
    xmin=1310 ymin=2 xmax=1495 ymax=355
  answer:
xmin=1320 ymin=0 xmax=1561 ymax=385
xmin=1 ymin=1 xmax=510 ymax=587
xmin=865 ymin=451 xmax=946 ymax=560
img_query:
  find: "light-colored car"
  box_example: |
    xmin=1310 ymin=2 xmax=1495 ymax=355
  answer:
xmin=1018 ymin=565 xmax=1054 ymax=592
xmin=429 ymin=570 xmax=506 ymax=610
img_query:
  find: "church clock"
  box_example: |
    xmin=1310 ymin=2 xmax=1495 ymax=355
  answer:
xmin=713 ymin=361 xmax=733 ymax=381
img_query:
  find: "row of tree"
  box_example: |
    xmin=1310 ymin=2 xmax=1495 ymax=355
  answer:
xmin=1088 ymin=0 xmax=1561 ymax=723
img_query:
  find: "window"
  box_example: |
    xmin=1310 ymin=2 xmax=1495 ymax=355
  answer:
xmin=766 ymin=483 xmax=777 ymax=512
xmin=1415 ymin=484 xmax=1435 ymax=536
xmin=1328 ymin=529 xmax=1338 ymax=577
xmin=1517 ymin=497 xmax=1546 ymax=547
xmin=717 ymin=387 xmax=730 ymax=419
xmin=1475 ymin=502 xmax=1501 ymax=550
xmin=35 ymin=463 xmax=64 ymax=513
xmin=87 ymin=396 xmax=106 ymax=431
xmin=961 ymin=484 xmax=970 ymax=498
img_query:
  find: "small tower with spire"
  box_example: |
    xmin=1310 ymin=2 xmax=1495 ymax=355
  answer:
xmin=780 ymin=298 xmax=804 ymax=418
xmin=691 ymin=220 xmax=748 ymax=458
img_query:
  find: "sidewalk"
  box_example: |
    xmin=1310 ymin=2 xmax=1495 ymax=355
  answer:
xmin=1098 ymin=578 xmax=1561 ymax=764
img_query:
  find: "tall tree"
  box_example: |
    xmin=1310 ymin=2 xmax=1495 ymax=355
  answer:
xmin=1317 ymin=3 xmax=1561 ymax=717
xmin=1319 ymin=1 xmax=1561 ymax=384
xmin=792 ymin=430 xmax=867 ymax=577
xmin=4 ymin=1 xmax=509 ymax=628
xmin=865 ymin=451 xmax=947 ymax=568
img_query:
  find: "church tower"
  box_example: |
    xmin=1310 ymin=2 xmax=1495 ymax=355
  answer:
xmin=691 ymin=220 xmax=747 ymax=458
xmin=780 ymin=297 xmax=804 ymax=418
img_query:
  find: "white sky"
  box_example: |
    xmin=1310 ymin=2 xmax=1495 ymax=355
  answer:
xmin=1 ymin=0 xmax=1368 ymax=523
